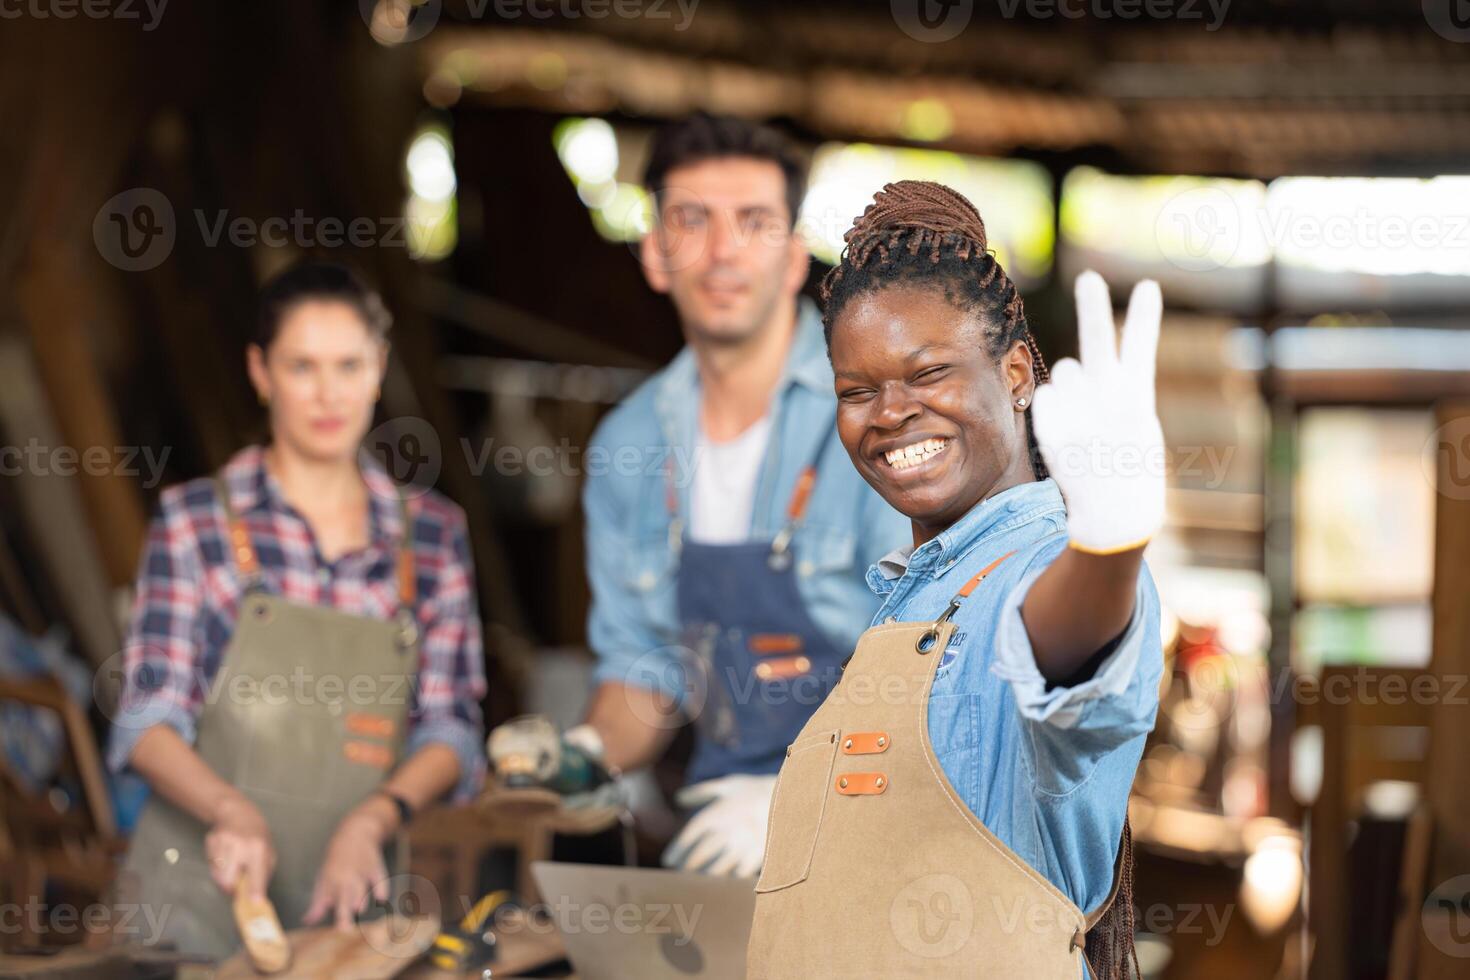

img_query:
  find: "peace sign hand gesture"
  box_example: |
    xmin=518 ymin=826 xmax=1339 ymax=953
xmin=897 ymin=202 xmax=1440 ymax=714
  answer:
xmin=1030 ymin=271 xmax=1165 ymax=555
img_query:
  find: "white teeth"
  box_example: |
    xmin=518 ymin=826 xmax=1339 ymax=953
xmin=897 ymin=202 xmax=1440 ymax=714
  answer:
xmin=884 ymin=438 xmax=948 ymax=470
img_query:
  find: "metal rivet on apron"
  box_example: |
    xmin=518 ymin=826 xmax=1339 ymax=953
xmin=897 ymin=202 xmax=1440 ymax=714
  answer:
xmin=397 ymin=612 xmax=419 ymax=649
xmin=755 ymin=663 xmax=772 ymax=681
xmin=163 ymin=848 xmax=179 ymax=864
xmin=883 ymin=616 xmax=896 ymax=624
xmin=839 ymin=777 xmax=849 ymax=789
xmin=843 ymin=738 xmax=853 ymax=750
xmin=875 ymin=776 xmax=885 ymax=788
xmin=877 ymin=736 xmax=887 ymax=748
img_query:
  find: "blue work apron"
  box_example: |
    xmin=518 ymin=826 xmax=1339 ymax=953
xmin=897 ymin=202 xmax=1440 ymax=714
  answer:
xmin=671 ymin=424 xmax=847 ymax=785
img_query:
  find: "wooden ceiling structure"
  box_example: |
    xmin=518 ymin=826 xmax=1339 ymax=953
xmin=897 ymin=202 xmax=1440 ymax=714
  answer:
xmin=414 ymin=0 xmax=1470 ymax=178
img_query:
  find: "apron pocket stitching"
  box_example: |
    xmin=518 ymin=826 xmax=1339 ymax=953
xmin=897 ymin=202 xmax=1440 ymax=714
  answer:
xmin=755 ymin=730 xmax=839 ymax=894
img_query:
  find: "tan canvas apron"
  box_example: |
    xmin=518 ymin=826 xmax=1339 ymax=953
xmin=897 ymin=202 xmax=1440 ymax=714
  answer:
xmin=747 ymin=553 xmax=1123 ymax=979
xmin=116 ymin=477 xmax=419 ymax=958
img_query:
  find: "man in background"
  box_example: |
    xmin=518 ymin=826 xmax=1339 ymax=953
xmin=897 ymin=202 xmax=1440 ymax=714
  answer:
xmin=492 ymin=114 xmax=907 ymax=876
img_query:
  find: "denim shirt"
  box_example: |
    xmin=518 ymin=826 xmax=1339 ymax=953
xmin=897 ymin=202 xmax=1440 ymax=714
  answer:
xmin=867 ymin=478 xmax=1162 ymax=918
xmin=584 ymin=299 xmax=910 ymax=711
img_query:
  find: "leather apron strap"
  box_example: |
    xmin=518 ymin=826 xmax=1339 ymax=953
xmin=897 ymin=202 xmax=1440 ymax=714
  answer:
xmin=665 ymin=415 xmax=838 ymax=570
xmin=214 ymin=475 xmax=417 ymax=610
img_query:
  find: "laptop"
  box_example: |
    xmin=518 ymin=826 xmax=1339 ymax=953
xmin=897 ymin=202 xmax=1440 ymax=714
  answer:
xmin=530 ymin=862 xmax=756 ymax=980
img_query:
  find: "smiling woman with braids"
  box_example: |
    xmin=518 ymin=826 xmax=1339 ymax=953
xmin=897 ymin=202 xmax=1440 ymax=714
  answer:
xmin=746 ymin=181 xmax=1164 ymax=979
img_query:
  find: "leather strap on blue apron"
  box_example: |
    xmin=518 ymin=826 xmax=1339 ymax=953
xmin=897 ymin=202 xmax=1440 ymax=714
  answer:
xmin=664 ymin=420 xmax=839 ymax=569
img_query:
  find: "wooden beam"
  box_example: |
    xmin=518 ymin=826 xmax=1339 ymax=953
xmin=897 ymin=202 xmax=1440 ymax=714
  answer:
xmin=0 ymin=336 xmax=120 ymax=668
xmin=1426 ymin=401 xmax=1470 ymax=885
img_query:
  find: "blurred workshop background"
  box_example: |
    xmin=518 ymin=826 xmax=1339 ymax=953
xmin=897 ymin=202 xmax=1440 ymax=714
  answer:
xmin=3 ymin=1 xmax=1470 ymax=977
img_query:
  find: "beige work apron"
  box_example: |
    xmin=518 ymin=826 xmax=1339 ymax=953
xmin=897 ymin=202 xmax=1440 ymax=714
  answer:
xmin=116 ymin=477 xmax=418 ymax=958
xmin=747 ymin=554 xmax=1123 ymax=979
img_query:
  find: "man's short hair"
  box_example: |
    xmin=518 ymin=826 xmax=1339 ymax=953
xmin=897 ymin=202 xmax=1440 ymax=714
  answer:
xmin=643 ymin=112 xmax=809 ymax=225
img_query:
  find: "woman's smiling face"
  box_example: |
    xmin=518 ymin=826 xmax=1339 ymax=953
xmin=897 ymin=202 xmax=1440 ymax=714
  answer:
xmin=830 ymin=284 xmax=1037 ymax=544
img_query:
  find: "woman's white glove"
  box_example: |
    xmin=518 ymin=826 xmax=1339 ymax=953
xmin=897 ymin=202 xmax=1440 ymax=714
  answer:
xmin=1031 ymin=271 xmax=1165 ymax=555
xmin=661 ymin=774 xmax=776 ymax=878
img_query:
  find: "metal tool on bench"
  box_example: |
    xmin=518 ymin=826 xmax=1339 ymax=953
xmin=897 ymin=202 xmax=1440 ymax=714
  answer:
xmin=482 ymin=715 xmax=627 ymax=832
xmin=428 ymin=889 xmax=512 ymax=973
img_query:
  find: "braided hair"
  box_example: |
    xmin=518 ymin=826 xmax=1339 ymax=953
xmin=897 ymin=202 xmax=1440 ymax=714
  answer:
xmin=819 ymin=180 xmax=1049 ymax=481
xmin=821 ymin=180 xmax=1141 ymax=980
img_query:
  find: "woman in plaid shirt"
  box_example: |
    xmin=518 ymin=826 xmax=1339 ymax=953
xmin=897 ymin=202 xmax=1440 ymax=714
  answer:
xmin=108 ymin=261 xmax=486 ymax=953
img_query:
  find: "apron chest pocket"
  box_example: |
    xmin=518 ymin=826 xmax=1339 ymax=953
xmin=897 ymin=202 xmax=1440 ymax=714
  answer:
xmin=755 ymin=729 xmax=839 ymax=894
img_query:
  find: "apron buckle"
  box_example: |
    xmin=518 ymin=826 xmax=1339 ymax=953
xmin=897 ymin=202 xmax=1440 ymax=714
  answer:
xmin=395 ymin=609 xmax=419 ymax=649
xmin=916 ymin=600 xmax=961 ymax=654
xmin=767 ymin=525 xmax=795 ymax=571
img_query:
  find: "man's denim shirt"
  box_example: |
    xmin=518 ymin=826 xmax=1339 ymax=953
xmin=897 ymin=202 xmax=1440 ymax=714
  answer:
xmin=584 ymin=299 xmax=911 ymax=721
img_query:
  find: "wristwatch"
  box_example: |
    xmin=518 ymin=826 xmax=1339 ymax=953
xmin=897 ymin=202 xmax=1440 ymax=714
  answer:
xmin=375 ymin=788 xmax=414 ymax=828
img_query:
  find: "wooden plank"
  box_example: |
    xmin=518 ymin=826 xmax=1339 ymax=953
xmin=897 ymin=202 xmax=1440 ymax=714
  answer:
xmin=1387 ymin=805 xmax=1434 ymax=980
xmin=215 ymin=916 xmax=439 ymax=980
xmin=0 ymin=336 xmax=120 ymax=667
xmin=1427 ymin=402 xmax=1470 ymax=886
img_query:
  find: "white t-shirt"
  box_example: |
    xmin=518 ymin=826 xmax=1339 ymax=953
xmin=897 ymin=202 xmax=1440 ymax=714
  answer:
xmin=689 ymin=414 xmax=773 ymax=545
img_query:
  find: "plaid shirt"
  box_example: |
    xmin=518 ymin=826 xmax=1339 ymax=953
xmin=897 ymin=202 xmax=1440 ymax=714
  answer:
xmin=105 ymin=445 xmax=487 ymax=801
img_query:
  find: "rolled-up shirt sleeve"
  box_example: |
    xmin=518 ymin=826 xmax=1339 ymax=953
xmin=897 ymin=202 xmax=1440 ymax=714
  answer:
xmin=106 ymin=491 xmax=209 ymax=775
xmin=990 ymin=536 xmax=1163 ymax=795
xmin=405 ymin=507 xmax=488 ymax=803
